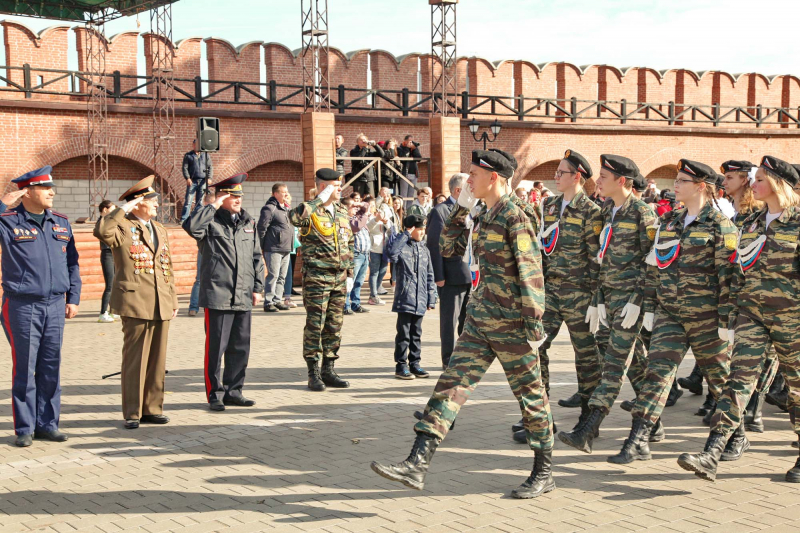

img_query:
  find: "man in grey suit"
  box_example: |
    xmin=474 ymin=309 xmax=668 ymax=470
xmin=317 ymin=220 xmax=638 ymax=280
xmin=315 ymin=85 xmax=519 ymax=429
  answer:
xmin=425 ymin=173 xmax=472 ymax=370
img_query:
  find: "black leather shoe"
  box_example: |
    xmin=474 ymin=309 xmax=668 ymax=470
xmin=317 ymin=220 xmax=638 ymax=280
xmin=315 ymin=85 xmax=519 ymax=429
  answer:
xmin=371 ymin=433 xmax=440 ymax=490
xmin=677 ymin=363 xmax=704 ymax=395
xmin=33 ymin=429 xmax=68 ymax=442
xmin=306 ymin=359 xmax=326 ymax=392
xmin=720 ymin=424 xmax=750 ymax=461
xmin=140 ymin=414 xmax=170 ymax=424
xmin=263 ymin=304 xmax=278 ymax=313
xmin=321 ymin=358 xmax=350 ymax=388
xmin=511 ymin=448 xmax=556 ymax=498
xmin=677 ymin=432 xmax=726 ymax=481
xmin=275 ymin=302 xmax=290 ymax=311
xmin=223 ymin=396 xmax=256 ymax=407
xmin=665 ymin=380 xmax=683 ymax=407
xmin=608 ymin=417 xmax=653 ymax=464
xmin=558 ymin=408 xmax=604 ymax=454
xmin=620 ymin=399 xmax=635 ymax=412
xmin=512 ymin=418 xmax=524 ymax=432
xmin=209 ymin=399 xmax=226 ymax=411
xmin=558 ymin=392 xmax=582 ymax=408
xmin=353 ymin=305 xmax=370 ymax=313
xmin=744 ymin=391 xmax=765 ymax=433
xmin=125 ymin=419 xmax=140 ymax=429
xmin=15 ymin=434 xmax=32 ymax=447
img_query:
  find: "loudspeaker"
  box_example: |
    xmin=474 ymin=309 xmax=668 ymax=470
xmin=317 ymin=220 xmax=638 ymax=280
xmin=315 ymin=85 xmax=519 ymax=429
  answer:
xmin=196 ymin=117 xmax=220 ymax=152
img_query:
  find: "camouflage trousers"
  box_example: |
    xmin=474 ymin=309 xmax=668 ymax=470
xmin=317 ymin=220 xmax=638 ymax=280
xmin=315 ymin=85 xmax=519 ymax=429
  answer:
xmin=589 ymin=289 xmax=644 ymax=414
xmin=628 ymin=329 xmax=651 ymax=396
xmin=755 ymin=346 xmax=780 ymax=393
xmin=414 ymin=317 xmax=554 ymax=451
xmin=539 ymin=280 xmax=601 ymax=400
xmin=711 ymin=310 xmax=800 ymax=437
xmin=301 ymin=268 xmax=347 ymax=362
xmin=631 ymin=304 xmax=729 ymax=424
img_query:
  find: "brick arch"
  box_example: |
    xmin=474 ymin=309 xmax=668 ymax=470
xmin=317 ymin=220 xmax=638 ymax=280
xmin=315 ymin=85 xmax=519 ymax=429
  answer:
xmin=637 ymin=148 xmax=683 ymax=176
xmin=247 ymin=160 xmax=302 ymax=182
xmin=646 ymin=164 xmax=679 ymax=182
xmin=217 ymin=144 xmax=302 ymax=178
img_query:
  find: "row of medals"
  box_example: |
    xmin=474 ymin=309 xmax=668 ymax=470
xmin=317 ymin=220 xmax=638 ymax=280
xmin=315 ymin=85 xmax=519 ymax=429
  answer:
xmin=129 ymin=226 xmax=171 ymax=282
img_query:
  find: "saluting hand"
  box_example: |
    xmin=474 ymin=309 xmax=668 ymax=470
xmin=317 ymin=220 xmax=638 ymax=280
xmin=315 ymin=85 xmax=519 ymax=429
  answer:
xmin=121 ymin=196 xmax=144 ymax=214
xmin=65 ymin=304 xmax=79 ymax=319
xmin=212 ymin=193 xmax=230 ymax=210
xmin=1 ymin=189 xmax=27 ymax=206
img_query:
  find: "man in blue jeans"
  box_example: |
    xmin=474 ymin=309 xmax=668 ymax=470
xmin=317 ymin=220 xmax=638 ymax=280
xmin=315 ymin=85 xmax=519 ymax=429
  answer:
xmin=343 ymin=197 xmax=371 ymax=315
xmin=181 ymin=140 xmax=213 ymax=222
xmin=188 ymin=190 xmax=215 ymax=316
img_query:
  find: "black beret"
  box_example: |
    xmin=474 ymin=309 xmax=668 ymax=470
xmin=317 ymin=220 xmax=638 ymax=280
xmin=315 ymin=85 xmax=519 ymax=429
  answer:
xmin=316 ymin=168 xmax=343 ymax=181
xmin=632 ymin=173 xmax=647 ymax=192
xmin=715 ymin=173 xmax=726 ymax=189
xmin=213 ymin=172 xmax=248 ymax=196
xmin=472 ymin=149 xmax=514 ymax=179
xmin=720 ymin=160 xmax=755 ymax=174
xmin=489 ymin=148 xmax=518 ymax=170
xmin=600 ymin=154 xmax=639 ymax=179
xmin=793 ymin=164 xmax=800 ymax=181
xmin=760 ymin=155 xmax=799 ymax=187
xmin=404 ymin=214 xmax=426 ymax=228
xmin=677 ymin=159 xmax=717 ymax=186
xmin=563 ymin=149 xmax=593 ymax=179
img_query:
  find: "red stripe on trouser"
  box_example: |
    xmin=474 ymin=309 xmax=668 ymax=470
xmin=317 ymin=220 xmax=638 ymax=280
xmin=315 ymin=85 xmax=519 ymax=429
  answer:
xmin=204 ymin=308 xmax=212 ymax=402
xmin=1 ymin=299 xmax=18 ymax=431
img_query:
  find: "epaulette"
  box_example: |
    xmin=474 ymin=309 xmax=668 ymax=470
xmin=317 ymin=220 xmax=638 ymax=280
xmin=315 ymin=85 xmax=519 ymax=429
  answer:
xmin=51 ymin=211 xmax=69 ymax=219
xmin=660 ymin=207 xmax=681 ymax=223
xmin=0 ymin=211 xmax=17 ymax=217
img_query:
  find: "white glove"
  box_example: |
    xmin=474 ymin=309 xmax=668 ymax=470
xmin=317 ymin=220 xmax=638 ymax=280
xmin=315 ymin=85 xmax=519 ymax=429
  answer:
xmin=346 ymin=277 xmax=354 ymax=293
xmin=620 ymin=303 xmax=641 ymax=330
xmin=642 ymin=312 xmax=654 ymax=332
xmin=527 ymin=333 xmax=548 ymax=351
xmin=121 ymin=196 xmax=144 ymax=214
xmin=717 ymin=327 xmax=728 ymax=342
xmin=727 ymin=329 xmax=735 ymax=345
xmin=585 ymin=306 xmax=600 ymax=334
xmin=457 ymin=185 xmax=478 ymax=210
xmin=598 ymin=304 xmax=608 ymax=327
xmin=317 ymin=184 xmax=335 ymax=203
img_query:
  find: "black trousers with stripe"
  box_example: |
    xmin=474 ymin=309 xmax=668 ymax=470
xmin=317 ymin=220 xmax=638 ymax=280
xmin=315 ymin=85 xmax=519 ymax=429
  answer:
xmin=204 ymin=309 xmax=251 ymax=403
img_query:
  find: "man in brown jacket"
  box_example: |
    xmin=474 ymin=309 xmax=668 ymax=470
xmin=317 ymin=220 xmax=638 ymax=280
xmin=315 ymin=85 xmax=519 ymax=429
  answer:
xmin=94 ymin=175 xmax=179 ymax=429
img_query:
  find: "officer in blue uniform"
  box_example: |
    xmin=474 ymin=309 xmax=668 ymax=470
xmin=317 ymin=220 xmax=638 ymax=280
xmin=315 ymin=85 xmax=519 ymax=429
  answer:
xmin=0 ymin=166 xmax=81 ymax=447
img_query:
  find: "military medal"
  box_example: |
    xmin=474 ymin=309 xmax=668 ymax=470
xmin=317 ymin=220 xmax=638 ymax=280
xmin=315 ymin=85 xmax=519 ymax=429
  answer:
xmin=13 ymin=228 xmax=18 ymax=235
xmin=31 ymin=228 xmax=37 ymax=235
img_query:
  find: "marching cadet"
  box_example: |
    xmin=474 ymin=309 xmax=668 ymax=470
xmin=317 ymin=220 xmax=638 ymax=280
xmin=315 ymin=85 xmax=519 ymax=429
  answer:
xmin=290 ymin=168 xmax=354 ymax=391
xmin=95 ymin=176 xmax=179 ymax=429
xmin=371 ymin=150 xmax=555 ymax=499
xmin=609 ymin=160 xmax=738 ymax=464
xmin=559 ymin=155 xmax=656 ymax=454
xmin=678 ymin=156 xmax=800 ymax=483
xmin=183 ymin=173 xmax=265 ymax=411
xmin=0 ymin=167 xmax=80 ymax=447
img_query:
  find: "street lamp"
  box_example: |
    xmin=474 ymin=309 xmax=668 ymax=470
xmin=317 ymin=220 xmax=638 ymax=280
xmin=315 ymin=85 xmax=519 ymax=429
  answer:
xmin=468 ymin=118 xmax=502 ymax=149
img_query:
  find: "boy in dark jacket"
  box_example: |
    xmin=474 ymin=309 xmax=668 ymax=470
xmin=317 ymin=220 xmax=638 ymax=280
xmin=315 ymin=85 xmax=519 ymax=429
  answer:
xmin=387 ymin=214 xmax=437 ymax=380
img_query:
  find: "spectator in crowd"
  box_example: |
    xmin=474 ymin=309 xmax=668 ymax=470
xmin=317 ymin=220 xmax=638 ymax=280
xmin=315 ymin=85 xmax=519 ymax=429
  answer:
xmin=656 ymin=189 xmax=674 ymax=216
xmin=258 ymin=183 xmax=293 ymax=312
xmin=380 ymin=139 xmax=402 ymax=194
xmin=350 ymin=191 xmax=362 ymax=204
xmin=335 ymin=134 xmax=348 ymax=175
xmin=434 ymin=194 xmax=447 ymax=205
xmin=397 ymin=135 xmax=422 ymax=206
xmin=647 ymin=177 xmax=661 ymax=197
xmin=541 ymin=187 xmax=554 ymax=200
xmin=426 ymin=173 xmax=472 ymax=370
xmin=407 ymin=187 xmax=433 ymax=217
xmin=98 ymin=200 xmax=119 ymax=323
xmin=282 ymin=192 xmax=301 ymax=308
xmin=366 ymin=192 xmax=394 ymax=305
xmin=390 ymin=195 xmax=405 ymax=288
xmin=350 ymin=133 xmax=385 ymax=197
xmin=189 ymin=190 xmax=217 ymax=316
xmin=533 ymin=181 xmax=544 ymax=193
xmin=181 ymin=139 xmax=213 ymax=221
xmin=387 ymin=213 xmax=436 ymax=379
xmin=529 ymin=187 xmax=542 ymax=207
xmin=514 ymin=187 xmax=528 ymax=202
xmin=343 ymin=197 xmax=371 ymax=315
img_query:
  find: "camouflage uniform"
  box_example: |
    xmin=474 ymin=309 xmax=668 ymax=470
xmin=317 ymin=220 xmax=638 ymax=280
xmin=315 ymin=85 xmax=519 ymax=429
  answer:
xmin=589 ymin=193 xmax=656 ymax=414
xmin=289 ymin=198 xmax=354 ymax=362
xmin=539 ymin=191 xmax=603 ymax=399
xmin=628 ymin=329 xmax=650 ymax=395
xmin=631 ymin=204 xmax=737 ymax=424
xmin=710 ymin=207 xmax=800 ymax=437
xmin=414 ymin=195 xmax=554 ymax=450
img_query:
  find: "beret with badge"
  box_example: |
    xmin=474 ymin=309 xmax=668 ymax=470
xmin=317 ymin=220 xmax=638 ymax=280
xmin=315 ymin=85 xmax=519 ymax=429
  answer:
xmin=404 ymin=213 xmax=426 ymax=229
xmin=472 ymin=149 xmax=514 ymax=179
xmin=600 ymin=154 xmax=639 ymax=179
xmin=677 ymin=159 xmax=717 ymax=186
xmin=214 ymin=172 xmax=248 ymax=197
xmin=760 ymin=155 xmax=799 ymax=187
xmin=720 ymin=160 xmax=755 ymax=174
xmin=316 ymin=168 xmax=343 ymax=181
xmin=563 ymin=149 xmax=593 ymax=179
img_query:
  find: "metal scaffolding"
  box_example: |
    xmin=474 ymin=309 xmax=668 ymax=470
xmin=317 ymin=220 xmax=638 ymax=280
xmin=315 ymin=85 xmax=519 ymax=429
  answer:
xmin=150 ymin=2 xmax=178 ymax=221
xmin=301 ymin=0 xmax=330 ymax=112
xmin=430 ymin=0 xmax=458 ymax=116
xmin=84 ymin=11 xmax=112 ymax=219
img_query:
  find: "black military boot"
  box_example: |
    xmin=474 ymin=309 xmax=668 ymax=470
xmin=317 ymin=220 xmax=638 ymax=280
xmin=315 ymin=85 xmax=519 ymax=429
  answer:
xmin=620 ymin=399 xmax=636 ymax=412
xmin=321 ymin=358 xmax=350 ymax=388
xmin=558 ymin=408 xmax=604 ymax=454
xmin=767 ymin=384 xmax=790 ymax=413
xmin=512 ymin=418 xmax=524 ymax=432
xmin=765 ymin=373 xmax=785 ymax=408
xmin=665 ymin=380 xmax=683 ymax=407
xmin=677 ymin=432 xmax=727 ymax=481
xmin=371 ymin=433 xmax=440 ymax=490
xmin=306 ymin=359 xmax=326 ymax=392
xmin=696 ymin=391 xmax=715 ymax=417
xmin=744 ymin=390 xmax=766 ymax=433
xmin=787 ymin=439 xmax=800 ymax=483
xmin=558 ymin=391 xmax=582 ymax=408
xmin=702 ymin=402 xmax=717 ymax=426
xmin=677 ymin=363 xmax=704 ymax=395
xmin=720 ymin=423 xmax=750 ymax=462
xmin=649 ymin=417 xmax=666 ymax=442
xmin=572 ymin=399 xmax=599 ymax=437
xmin=608 ymin=417 xmax=653 ymax=464
xmin=511 ymin=448 xmax=555 ymax=499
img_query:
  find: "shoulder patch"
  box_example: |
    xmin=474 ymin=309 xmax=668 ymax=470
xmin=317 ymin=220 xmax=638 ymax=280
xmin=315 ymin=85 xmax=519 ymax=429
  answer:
xmin=517 ymin=234 xmax=532 ymax=252
xmin=647 ymin=226 xmax=657 ymax=241
xmin=724 ymin=233 xmax=737 ymax=250
xmin=593 ymin=221 xmax=603 ymax=235
xmin=51 ymin=210 xmax=69 ymax=219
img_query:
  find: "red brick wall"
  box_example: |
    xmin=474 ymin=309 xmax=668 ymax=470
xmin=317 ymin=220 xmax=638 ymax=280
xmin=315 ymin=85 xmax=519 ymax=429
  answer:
xmin=54 ymin=155 xmax=153 ymax=181
xmin=248 ymin=160 xmax=302 ymax=182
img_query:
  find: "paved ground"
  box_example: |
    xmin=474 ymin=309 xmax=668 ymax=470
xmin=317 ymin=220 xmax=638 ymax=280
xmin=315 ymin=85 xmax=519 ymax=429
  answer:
xmin=1 ymin=291 xmax=799 ymax=533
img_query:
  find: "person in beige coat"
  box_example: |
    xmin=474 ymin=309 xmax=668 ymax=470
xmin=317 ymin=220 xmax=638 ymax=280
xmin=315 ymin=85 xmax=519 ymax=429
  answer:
xmin=94 ymin=176 xmax=179 ymax=429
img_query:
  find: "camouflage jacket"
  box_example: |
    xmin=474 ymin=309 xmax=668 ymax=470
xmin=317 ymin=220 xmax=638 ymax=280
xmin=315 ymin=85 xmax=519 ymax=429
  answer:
xmin=596 ymin=193 xmax=656 ymax=306
xmin=643 ymin=203 xmax=737 ymax=328
xmin=540 ymin=190 xmax=602 ymax=292
xmin=729 ymin=206 xmax=800 ymax=325
xmin=441 ymin=194 xmax=545 ymax=341
xmin=509 ymin=194 xmax=540 ymax=235
xmin=289 ymin=198 xmax=354 ymax=275
xmin=731 ymin=205 xmax=759 ymax=230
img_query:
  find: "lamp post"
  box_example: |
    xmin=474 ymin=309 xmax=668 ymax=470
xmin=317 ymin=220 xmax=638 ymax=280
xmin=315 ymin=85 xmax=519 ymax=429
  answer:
xmin=468 ymin=118 xmax=502 ymax=150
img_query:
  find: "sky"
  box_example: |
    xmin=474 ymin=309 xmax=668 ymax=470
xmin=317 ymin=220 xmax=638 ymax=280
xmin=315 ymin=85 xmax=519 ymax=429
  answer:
xmin=1 ymin=0 xmax=798 ymax=75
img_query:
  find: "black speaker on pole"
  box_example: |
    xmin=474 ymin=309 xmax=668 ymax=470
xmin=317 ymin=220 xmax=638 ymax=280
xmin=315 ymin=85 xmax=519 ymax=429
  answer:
xmin=197 ymin=117 xmax=220 ymax=152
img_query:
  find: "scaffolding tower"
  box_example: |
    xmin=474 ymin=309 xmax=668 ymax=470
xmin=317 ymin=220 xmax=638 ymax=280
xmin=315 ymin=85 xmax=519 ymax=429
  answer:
xmin=85 ymin=10 xmax=112 ymax=219
xmin=301 ymin=0 xmax=330 ymax=112
xmin=430 ymin=0 xmax=458 ymax=116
